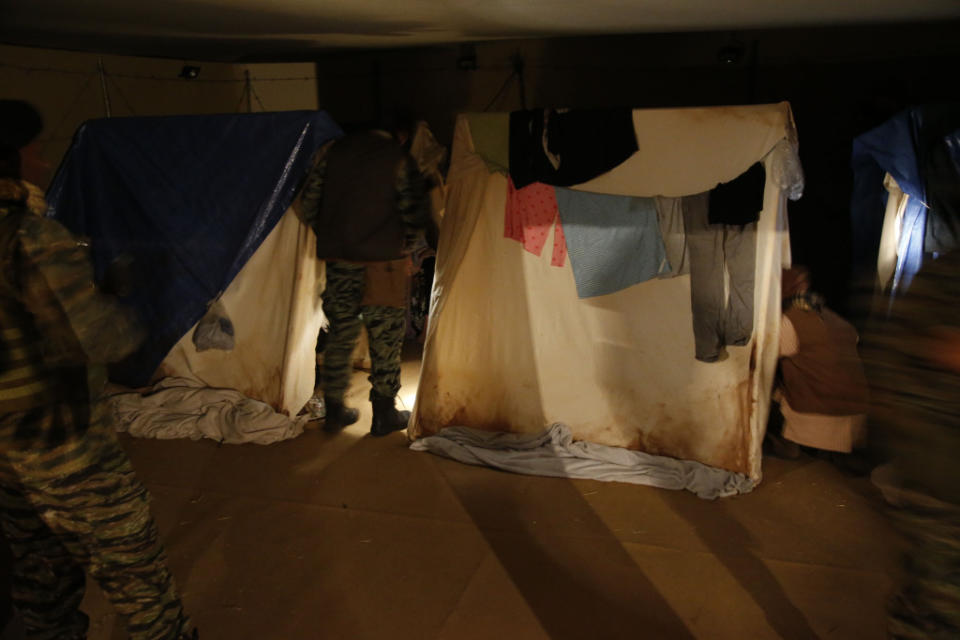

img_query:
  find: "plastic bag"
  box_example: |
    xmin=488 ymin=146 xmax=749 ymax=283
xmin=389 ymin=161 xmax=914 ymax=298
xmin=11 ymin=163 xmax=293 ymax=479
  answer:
xmin=192 ymin=299 xmax=235 ymax=352
xmin=765 ymin=139 xmax=805 ymax=202
xmin=303 ymin=396 xmax=326 ymax=419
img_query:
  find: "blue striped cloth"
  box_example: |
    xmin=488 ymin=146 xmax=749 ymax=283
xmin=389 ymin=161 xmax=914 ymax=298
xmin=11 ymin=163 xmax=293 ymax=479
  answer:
xmin=554 ymin=188 xmax=670 ymax=298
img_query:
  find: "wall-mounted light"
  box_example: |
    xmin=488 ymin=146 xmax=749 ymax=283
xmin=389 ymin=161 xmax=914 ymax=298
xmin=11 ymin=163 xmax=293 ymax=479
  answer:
xmin=717 ymin=45 xmax=744 ymax=65
xmin=178 ymin=65 xmax=201 ymax=80
xmin=717 ymin=33 xmax=745 ymax=65
xmin=457 ymin=44 xmax=477 ymax=71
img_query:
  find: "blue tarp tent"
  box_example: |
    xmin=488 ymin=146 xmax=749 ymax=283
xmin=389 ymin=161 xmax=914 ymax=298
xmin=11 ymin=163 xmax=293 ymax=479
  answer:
xmin=851 ymin=105 xmax=960 ymax=299
xmin=46 ymin=111 xmax=342 ymax=386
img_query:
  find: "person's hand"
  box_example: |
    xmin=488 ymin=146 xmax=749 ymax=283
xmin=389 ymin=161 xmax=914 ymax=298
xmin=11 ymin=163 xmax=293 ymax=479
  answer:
xmin=101 ymin=253 xmax=137 ymax=298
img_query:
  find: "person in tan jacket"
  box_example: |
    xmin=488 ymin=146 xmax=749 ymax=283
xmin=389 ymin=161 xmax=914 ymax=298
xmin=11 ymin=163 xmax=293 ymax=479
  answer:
xmin=766 ymin=266 xmax=870 ymax=465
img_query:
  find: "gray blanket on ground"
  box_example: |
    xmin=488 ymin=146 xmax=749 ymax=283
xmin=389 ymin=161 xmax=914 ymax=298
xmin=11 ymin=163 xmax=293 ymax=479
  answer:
xmin=410 ymin=423 xmax=756 ymax=499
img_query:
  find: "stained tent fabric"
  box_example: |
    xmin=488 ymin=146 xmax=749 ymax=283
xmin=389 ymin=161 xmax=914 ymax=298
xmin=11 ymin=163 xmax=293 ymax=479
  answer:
xmin=45 ymin=111 xmax=343 ymax=386
xmin=411 ymin=103 xmax=801 ymax=487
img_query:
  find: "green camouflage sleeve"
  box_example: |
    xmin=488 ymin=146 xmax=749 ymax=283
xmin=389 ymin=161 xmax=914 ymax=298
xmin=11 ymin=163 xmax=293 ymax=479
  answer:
xmin=294 ymin=145 xmax=330 ymax=229
xmin=16 ymin=215 xmax=146 ymax=366
xmin=395 ymin=155 xmax=433 ymax=253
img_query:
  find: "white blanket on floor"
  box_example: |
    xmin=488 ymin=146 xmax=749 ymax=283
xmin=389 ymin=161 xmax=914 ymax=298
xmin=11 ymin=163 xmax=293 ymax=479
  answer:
xmin=410 ymin=423 xmax=755 ymax=499
xmin=107 ymin=377 xmax=306 ymax=445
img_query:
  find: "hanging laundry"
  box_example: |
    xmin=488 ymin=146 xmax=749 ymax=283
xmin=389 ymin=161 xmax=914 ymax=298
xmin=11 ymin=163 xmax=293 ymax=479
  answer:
xmin=683 ymin=192 xmax=756 ymax=362
xmin=654 ymin=196 xmax=689 ymax=277
xmin=708 ymin=162 xmax=766 ymax=225
xmin=504 ymin=178 xmax=567 ymax=267
xmin=554 ymin=188 xmax=669 ymax=298
xmin=509 ymin=108 xmax=638 ymax=189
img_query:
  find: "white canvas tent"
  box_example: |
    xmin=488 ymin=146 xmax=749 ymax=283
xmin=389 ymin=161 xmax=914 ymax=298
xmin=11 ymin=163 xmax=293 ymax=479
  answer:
xmin=45 ymin=111 xmax=340 ymax=444
xmin=159 ymin=206 xmax=325 ymax=417
xmin=411 ymin=103 xmax=802 ymax=482
xmin=106 ymin=207 xmax=326 ymax=444
xmin=160 ymin=119 xmax=447 ymax=421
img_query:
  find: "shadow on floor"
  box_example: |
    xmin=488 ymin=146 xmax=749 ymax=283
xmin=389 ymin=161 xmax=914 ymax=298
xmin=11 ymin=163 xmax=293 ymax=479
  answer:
xmin=443 ymin=471 xmax=695 ymax=640
xmin=661 ymin=490 xmax=819 ymax=640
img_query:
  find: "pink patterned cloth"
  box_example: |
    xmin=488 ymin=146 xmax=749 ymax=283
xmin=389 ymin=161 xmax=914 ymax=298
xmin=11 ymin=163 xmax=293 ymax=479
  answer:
xmin=504 ymin=178 xmax=567 ymax=267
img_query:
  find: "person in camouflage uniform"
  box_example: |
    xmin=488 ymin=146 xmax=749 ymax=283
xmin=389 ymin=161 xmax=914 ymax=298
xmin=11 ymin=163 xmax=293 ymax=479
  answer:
xmin=296 ymin=127 xmax=433 ymax=436
xmin=0 ymin=100 xmax=194 ymax=640
xmin=862 ymin=248 xmax=960 ymax=640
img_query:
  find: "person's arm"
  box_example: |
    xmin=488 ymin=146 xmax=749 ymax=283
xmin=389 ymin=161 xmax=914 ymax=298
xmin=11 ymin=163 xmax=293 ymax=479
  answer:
xmin=780 ymin=314 xmax=800 ymax=357
xmin=395 ymin=155 xmax=436 ymax=252
xmin=293 ymin=143 xmax=332 ymax=228
xmin=16 ymin=215 xmax=145 ymax=365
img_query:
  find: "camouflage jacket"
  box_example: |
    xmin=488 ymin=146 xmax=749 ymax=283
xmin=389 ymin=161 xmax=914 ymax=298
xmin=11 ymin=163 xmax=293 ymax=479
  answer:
xmin=0 ymin=178 xmax=144 ymax=449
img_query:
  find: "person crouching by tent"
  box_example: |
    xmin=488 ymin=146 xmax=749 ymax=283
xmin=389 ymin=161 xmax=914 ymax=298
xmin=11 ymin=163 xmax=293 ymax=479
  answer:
xmin=0 ymin=101 xmax=196 ymax=640
xmin=296 ymin=123 xmax=435 ymax=436
xmin=764 ymin=266 xmax=871 ymax=471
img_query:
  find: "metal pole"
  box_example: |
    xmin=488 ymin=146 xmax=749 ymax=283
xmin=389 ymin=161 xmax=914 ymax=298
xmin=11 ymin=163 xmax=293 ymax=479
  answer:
xmin=98 ymin=57 xmax=112 ymax=117
xmin=511 ymin=52 xmax=526 ymax=110
xmin=373 ymin=60 xmax=382 ymax=127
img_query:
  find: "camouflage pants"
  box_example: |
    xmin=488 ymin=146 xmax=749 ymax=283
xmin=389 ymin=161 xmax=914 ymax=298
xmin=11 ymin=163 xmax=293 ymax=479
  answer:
xmin=887 ymin=496 xmax=960 ymax=640
xmin=0 ymin=405 xmax=190 ymax=640
xmin=321 ymin=261 xmax=406 ymax=402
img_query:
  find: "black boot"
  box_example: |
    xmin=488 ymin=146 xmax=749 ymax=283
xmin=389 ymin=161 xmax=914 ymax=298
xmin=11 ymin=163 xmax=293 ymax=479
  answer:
xmin=370 ymin=393 xmax=410 ymax=437
xmin=323 ymin=397 xmax=359 ymax=433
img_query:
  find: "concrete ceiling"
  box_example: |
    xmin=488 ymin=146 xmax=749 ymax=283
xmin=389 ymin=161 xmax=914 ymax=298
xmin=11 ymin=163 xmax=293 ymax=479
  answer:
xmin=2 ymin=0 xmax=960 ymax=61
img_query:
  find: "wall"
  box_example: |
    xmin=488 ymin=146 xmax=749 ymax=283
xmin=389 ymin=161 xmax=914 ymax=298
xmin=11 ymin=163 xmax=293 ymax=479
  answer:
xmin=0 ymin=44 xmax=319 ymax=189
xmin=313 ymin=21 xmax=960 ymax=311
xmin=5 ymin=23 xmax=958 ymax=304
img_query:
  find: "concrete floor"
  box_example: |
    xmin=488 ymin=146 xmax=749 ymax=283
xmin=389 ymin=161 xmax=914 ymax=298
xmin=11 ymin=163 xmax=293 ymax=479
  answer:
xmin=9 ymin=349 xmax=904 ymax=639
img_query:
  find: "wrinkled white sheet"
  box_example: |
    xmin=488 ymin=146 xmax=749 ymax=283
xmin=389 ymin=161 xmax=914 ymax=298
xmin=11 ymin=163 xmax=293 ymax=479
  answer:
xmin=411 ymin=423 xmax=756 ymax=500
xmin=108 ymin=377 xmax=306 ymax=445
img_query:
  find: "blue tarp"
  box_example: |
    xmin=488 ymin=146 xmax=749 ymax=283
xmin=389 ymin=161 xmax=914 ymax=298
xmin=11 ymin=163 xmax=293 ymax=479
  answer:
xmin=850 ymin=108 xmax=927 ymax=298
xmin=916 ymin=104 xmax=960 ymax=255
xmin=46 ymin=111 xmax=342 ymax=386
xmin=851 ymin=105 xmax=960 ymax=300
